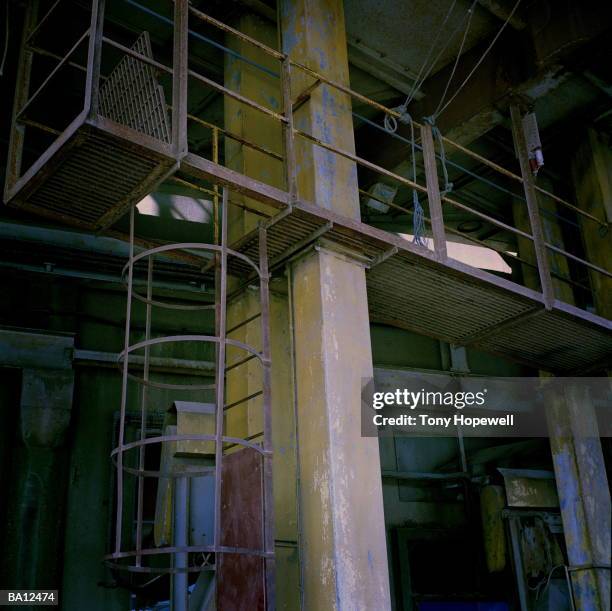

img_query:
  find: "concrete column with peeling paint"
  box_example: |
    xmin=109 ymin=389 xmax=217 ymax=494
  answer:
xmin=547 ymin=127 xmax=612 ymax=611
xmin=546 ymin=385 xmax=611 ymax=611
xmin=280 ymin=0 xmax=360 ymax=219
xmin=280 ymin=0 xmax=392 ymax=607
xmin=513 ymin=162 xmax=611 ymax=609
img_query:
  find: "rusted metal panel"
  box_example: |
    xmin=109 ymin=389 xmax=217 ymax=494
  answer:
xmin=218 ymin=448 xmax=265 ymax=611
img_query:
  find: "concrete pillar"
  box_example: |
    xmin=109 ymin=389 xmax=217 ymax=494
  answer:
xmin=1 ymin=368 xmax=74 ymax=595
xmin=280 ymin=0 xmax=359 ymax=218
xmin=571 ymin=128 xmax=612 ymax=316
xmin=280 ymin=0 xmax=391 ymax=608
xmin=513 ymin=147 xmax=610 ymax=609
xmin=546 ymin=386 xmax=611 ymax=611
xmin=555 ymin=127 xmax=612 ymax=611
xmin=224 ymin=14 xmax=300 ymax=609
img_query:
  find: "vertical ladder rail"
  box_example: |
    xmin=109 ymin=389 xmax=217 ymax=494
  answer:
xmin=259 ymin=223 xmax=276 ymax=610
xmin=213 ymin=187 xmax=229 ymax=557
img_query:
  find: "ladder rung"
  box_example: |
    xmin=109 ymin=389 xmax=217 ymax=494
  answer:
xmin=225 ymin=353 xmax=258 ymax=373
xmin=226 ymin=312 xmax=262 ymax=335
xmin=224 ymin=390 xmax=263 ymax=411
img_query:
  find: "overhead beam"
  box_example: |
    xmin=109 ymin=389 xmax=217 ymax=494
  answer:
xmin=357 ymin=2 xmax=612 ymax=186
xmin=476 ymin=0 xmax=526 ymax=30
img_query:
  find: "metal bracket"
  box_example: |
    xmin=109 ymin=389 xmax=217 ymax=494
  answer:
xmin=367 ymin=246 xmax=398 ymax=270
xmin=268 ymin=221 xmax=333 ymax=272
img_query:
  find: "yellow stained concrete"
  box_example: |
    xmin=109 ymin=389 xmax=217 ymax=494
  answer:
xmin=224 ymin=14 xmax=299 ymax=609
xmin=279 ymin=0 xmax=391 ymax=605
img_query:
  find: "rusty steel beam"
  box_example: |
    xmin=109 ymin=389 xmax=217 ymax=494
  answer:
xmin=421 ymin=123 xmax=447 ymax=259
xmin=172 ymin=0 xmax=189 ymax=157
xmin=510 ymin=104 xmax=554 ymax=309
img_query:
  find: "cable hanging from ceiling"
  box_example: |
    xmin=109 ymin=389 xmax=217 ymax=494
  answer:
xmin=430 ymin=0 xmax=479 ymax=119
xmin=435 ymin=0 xmax=523 ymax=118
xmin=382 ymin=0 xmax=478 ymax=243
xmin=382 ymin=0 xmax=524 ymax=244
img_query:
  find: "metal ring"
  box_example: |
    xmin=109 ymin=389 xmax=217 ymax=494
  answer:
xmin=115 ymin=335 xmax=264 ymax=389
xmin=121 ymin=242 xmax=262 ymax=311
xmin=130 ymin=289 xmax=216 ymax=311
xmin=124 ymin=370 xmax=216 ymax=392
xmin=106 ymin=544 xmax=272 ymax=560
xmin=104 ymin=560 xmax=215 ymax=575
xmin=123 ymin=242 xmax=262 ymax=278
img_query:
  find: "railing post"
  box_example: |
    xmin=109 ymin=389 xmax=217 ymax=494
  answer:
xmin=281 ymin=56 xmax=297 ymax=203
xmin=4 ymin=0 xmax=38 ymax=198
xmin=85 ymin=0 xmax=105 ymax=119
xmin=172 ymin=0 xmax=189 ymax=157
xmin=212 ymin=127 xmax=220 ymax=244
xmin=510 ymin=104 xmax=554 ymax=308
xmin=421 ymin=123 xmax=447 ymax=259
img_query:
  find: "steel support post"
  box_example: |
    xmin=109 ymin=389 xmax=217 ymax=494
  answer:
xmin=172 ymin=0 xmax=189 ymax=157
xmin=259 ymin=225 xmax=276 ymax=610
xmin=509 ymin=104 xmax=554 ymax=308
xmin=85 ymin=0 xmax=104 ymax=119
xmin=281 ymin=57 xmax=297 ymax=203
xmin=115 ymin=205 xmax=135 ymax=554
xmin=571 ymin=128 xmax=612 ymax=318
xmin=172 ymin=476 xmax=189 ymax=611
xmin=421 ymin=123 xmax=447 ymax=259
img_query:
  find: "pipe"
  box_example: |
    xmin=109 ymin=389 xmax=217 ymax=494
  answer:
xmin=172 ymin=476 xmax=189 ymax=611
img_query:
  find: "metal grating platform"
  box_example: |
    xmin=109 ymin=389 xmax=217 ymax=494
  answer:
xmin=5 ymin=32 xmax=174 ymax=231
xmin=230 ymin=200 xmax=612 ymax=375
xmin=6 ymin=118 xmax=176 ymax=231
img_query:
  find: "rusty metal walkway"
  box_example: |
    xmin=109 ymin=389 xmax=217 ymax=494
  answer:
xmin=4 ymin=0 xmax=611 ymax=376
xmin=239 ymin=200 xmax=612 ymax=375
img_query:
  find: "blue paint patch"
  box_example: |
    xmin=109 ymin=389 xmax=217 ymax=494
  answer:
xmin=322 ymin=87 xmax=338 ymax=117
xmin=314 ymin=47 xmax=330 ymax=71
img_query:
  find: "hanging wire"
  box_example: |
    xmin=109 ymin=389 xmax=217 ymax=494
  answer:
xmin=432 ymin=0 xmax=479 ymax=118
xmin=403 ymin=0 xmax=459 ymax=107
xmin=382 ymin=0 xmax=482 ymax=240
xmin=436 ymin=0 xmax=523 ymax=118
